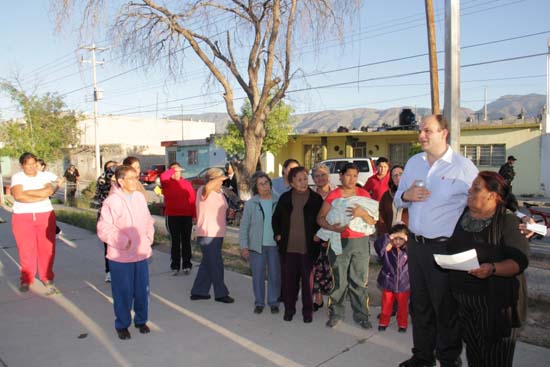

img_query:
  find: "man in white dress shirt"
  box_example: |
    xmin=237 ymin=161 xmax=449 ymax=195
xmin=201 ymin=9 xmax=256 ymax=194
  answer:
xmin=394 ymin=114 xmax=478 ymax=367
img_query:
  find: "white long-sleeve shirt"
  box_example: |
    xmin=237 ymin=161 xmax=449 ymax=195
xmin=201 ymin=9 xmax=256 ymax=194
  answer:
xmin=394 ymin=146 xmax=478 ymax=238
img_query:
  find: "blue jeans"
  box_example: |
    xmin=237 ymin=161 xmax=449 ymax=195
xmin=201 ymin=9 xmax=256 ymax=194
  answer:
xmin=249 ymin=246 xmax=281 ymax=307
xmin=190 ymin=237 xmax=229 ymax=298
xmin=109 ymin=259 xmax=149 ymax=330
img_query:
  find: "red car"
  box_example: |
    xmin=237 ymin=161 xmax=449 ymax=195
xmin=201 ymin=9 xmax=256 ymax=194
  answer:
xmin=188 ymin=166 xmax=225 ymax=191
xmin=140 ymin=164 xmax=166 ymax=184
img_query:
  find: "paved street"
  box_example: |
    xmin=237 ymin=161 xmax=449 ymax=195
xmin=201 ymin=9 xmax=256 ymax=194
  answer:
xmin=1 ymin=207 xmax=550 ymax=367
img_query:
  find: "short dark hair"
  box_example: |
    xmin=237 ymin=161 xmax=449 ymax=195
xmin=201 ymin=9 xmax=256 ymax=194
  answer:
xmin=339 ymin=162 xmax=358 ymax=175
xmin=169 ymin=161 xmax=181 ymax=169
xmin=288 ymin=166 xmax=307 ymax=183
xmin=103 ymin=160 xmax=117 ymax=171
xmin=122 ymin=156 xmax=140 ymax=166
xmin=376 ymin=157 xmax=389 ymax=166
xmin=389 ymin=223 xmax=409 ymax=236
xmin=19 ymin=152 xmax=37 ymax=165
xmin=283 ymin=158 xmax=300 ymax=169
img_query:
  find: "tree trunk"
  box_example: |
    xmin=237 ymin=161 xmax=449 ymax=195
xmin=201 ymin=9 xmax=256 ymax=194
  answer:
xmin=236 ymin=126 xmax=263 ymax=200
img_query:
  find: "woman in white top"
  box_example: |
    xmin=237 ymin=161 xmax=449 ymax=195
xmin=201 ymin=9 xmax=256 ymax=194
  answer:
xmin=11 ymin=152 xmax=57 ymax=293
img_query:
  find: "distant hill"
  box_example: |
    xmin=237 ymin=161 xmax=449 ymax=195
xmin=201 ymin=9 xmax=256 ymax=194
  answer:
xmin=171 ymin=93 xmax=545 ymax=133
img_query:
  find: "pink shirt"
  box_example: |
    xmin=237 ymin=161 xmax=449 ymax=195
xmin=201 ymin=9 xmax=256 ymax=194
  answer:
xmin=196 ymin=186 xmax=228 ymax=238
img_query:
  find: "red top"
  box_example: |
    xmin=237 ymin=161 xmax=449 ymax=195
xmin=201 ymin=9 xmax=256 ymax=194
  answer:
xmin=363 ymin=174 xmax=390 ymax=202
xmin=160 ymin=168 xmax=196 ymax=217
xmin=325 ymin=187 xmax=371 ymax=238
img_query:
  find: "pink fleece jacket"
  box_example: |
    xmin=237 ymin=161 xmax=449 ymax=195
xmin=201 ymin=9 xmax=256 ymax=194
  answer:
xmin=97 ymin=186 xmax=155 ymax=263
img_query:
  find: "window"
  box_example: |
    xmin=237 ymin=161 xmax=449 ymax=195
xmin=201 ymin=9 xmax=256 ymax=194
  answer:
xmin=187 ymin=150 xmax=198 ymax=165
xmin=389 ymin=143 xmax=412 ymax=166
xmin=304 ymin=144 xmax=324 ymax=169
xmin=352 ymin=142 xmax=367 ymax=157
xmin=460 ymin=144 xmax=505 ymax=166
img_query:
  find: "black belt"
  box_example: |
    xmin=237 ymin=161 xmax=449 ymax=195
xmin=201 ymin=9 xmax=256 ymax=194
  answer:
xmin=412 ymin=233 xmax=449 ymax=244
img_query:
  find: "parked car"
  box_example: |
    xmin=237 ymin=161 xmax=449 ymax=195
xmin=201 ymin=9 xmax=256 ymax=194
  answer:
xmin=187 ymin=166 xmax=226 ymax=191
xmin=140 ymin=164 xmax=166 ymax=184
xmin=308 ymin=158 xmax=376 ymax=187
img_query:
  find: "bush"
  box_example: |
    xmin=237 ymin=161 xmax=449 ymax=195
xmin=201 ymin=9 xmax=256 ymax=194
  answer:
xmin=55 ymin=209 xmax=97 ymax=233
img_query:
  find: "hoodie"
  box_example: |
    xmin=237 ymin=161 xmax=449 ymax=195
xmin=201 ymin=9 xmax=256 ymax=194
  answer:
xmin=97 ymin=185 xmax=155 ymax=263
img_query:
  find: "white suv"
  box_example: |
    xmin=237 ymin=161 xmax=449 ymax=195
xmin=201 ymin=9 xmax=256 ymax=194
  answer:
xmin=308 ymin=158 xmax=376 ymax=187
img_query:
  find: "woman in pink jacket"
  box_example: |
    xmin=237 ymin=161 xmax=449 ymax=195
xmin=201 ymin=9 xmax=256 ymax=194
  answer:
xmin=97 ymin=165 xmax=155 ymax=340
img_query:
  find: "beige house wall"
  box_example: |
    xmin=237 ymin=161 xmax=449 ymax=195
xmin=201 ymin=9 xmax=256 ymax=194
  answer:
xmin=274 ymin=124 xmax=542 ymax=195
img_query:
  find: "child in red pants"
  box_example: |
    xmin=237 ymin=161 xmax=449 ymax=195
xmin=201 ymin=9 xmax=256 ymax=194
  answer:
xmin=374 ymin=224 xmax=410 ymax=332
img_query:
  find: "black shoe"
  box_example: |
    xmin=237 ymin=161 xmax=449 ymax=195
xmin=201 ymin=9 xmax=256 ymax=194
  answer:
xmin=398 ymin=356 xmax=436 ymax=367
xmin=357 ymin=319 xmax=372 ymax=329
xmin=116 ymin=328 xmax=131 ymax=340
xmin=283 ymin=314 xmax=293 ymax=322
xmin=398 ymin=327 xmax=407 ymax=333
xmin=303 ymin=316 xmax=313 ymax=323
xmin=378 ymin=325 xmax=387 ymax=331
xmin=135 ymin=324 xmax=150 ymax=334
xmin=270 ymin=306 xmax=280 ymax=314
xmin=215 ymin=296 xmax=235 ymax=304
xmin=190 ymin=294 xmax=211 ymax=300
xmin=254 ymin=305 xmax=264 ymax=314
xmin=19 ymin=283 xmax=30 ymax=292
xmin=313 ymin=301 xmax=324 ymax=312
xmin=325 ymin=317 xmax=340 ymax=328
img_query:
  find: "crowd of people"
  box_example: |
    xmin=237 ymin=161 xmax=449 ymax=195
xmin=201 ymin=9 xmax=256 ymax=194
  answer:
xmin=9 ymin=114 xmax=534 ymax=366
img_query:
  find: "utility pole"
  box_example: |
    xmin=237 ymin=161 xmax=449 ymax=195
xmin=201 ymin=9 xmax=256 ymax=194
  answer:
xmin=444 ymin=0 xmax=460 ymax=152
xmin=425 ymin=0 xmax=440 ymax=114
xmin=540 ymin=38 xmax=550 ymax=196
xmin=81 ymin=44 xmax=107 ymax=178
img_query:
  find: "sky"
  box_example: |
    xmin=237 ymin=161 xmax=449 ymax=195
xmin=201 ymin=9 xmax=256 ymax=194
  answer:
xmin=1 ymin=0 xmax=549 ymax=121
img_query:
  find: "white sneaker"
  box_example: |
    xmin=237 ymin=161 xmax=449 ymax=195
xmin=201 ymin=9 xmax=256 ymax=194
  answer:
xmin=105 ymin=272 xmax=111 ymax=283
xmin=172 ymin=270 xmax=180 ymax=276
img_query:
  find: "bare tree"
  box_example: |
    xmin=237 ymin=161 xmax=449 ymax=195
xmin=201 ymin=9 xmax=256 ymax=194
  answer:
xmin=54 ymin=0 xmax=361 ymax=195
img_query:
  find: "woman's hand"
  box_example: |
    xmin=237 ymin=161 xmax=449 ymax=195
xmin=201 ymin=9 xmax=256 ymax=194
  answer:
xmin=347 ymin=205 xmax=376 ymax=225
xmin=330 ymin=223 xmax=347 ymax=233
xmin=241 ymin=248 xmax=249 ymax=260
xmin=274 ymin=234 xmax=281 ymax=241
xmin=468 ymin=263 xmax=494 ymax=279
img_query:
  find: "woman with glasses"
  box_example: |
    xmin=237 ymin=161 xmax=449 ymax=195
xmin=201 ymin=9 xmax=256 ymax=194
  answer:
xmin=377 ymin=165 xmax=409 ymax=235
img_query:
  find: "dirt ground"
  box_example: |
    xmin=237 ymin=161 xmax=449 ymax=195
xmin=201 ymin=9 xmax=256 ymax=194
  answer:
xmin=155 ymin=240 xmax=550 ymax=349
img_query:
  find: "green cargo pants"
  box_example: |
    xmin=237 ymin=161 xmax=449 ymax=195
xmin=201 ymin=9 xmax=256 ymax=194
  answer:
xmin=327 ymin=237 xmax=370 ymax=322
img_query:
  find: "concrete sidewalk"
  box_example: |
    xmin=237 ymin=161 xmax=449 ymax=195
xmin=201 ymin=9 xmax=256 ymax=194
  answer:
xmin=1 ymin=211 xmax=549 ymax=367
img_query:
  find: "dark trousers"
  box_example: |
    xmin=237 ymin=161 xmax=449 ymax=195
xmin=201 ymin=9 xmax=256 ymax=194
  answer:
xmin=453 ymin=291 xmax=517 ymax=367
xmin=282 ymin=253 xmax=313 ymax=317
xmin=408 ymin=237 xmax=462 ymax=366
xmin=281 ymin=252 xmax=314 ymax=319
xmin=190 ymin=237 xmax=229 ymax=298
xmin=109 ymin=259 xmax=149 ymax=330
xmin=167 ymin=216 xmax=193 ymax=271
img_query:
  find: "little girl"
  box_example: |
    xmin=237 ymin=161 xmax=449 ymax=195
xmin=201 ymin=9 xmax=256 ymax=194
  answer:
xmin=374 ymin=223 xmax=410 ymax=332
xmin=97 ymin=165 xmax=155 ymax=340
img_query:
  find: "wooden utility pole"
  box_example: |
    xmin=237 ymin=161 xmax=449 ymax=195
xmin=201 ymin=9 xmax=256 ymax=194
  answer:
xmin=425 ymin=0 xmax=440 ymax=114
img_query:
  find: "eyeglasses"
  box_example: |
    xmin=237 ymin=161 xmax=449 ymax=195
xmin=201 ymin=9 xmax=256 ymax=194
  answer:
xmin=313 ymin=173 xmax=328 ymax=179
xmin=257 ymin=180 xmax=271 ymax=186
xmin=391 ymin=173 xmax=403 ymax=178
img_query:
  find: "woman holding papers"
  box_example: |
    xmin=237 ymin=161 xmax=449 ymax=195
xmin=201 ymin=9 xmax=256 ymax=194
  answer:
xmin=447 ymin=171 xmax=529 ymax=367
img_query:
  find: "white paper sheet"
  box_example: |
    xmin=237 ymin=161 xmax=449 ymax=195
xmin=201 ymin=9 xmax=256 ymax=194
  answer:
xmin=526 ymin=222 xmax=549 ymax=236
xmin=433 ymin=249 xmax=480 ymax=271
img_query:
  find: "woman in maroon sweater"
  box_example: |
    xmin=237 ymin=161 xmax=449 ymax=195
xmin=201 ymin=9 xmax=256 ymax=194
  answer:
xmin=160 ymin=162 xmax=196 ymax=275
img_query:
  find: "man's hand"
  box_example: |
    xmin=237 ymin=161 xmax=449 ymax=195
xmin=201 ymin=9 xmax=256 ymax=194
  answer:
xmin=403 ymin=180 xmax=431 ymax=202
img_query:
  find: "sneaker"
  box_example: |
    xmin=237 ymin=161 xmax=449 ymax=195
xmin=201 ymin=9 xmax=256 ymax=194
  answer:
xmin=398 ymin=327 xmax=407 ymax=333
xmin=357 ymin=319 xmax=372 ymax=329
xmin=398 ymin=356 xmax=436 ymax=367
xmin=215 ymin=296 xmax=235 ymax=304
xmin=19 ymin=283 xmax=30 ymax=292
xmin=326 ymin=317 xmax=341 ymax=328
xmin=270 ymin=306 xmax=280 ymax=314
xmin=105 ymin=272 xmax=111 ymax=283
xmin=254 ymin=305 xmax=264 ymax=314
xmin=190 ymin=294 xmax=211 ymax=301
xmin=378 ymin=325 xmax=387 ymax=331
xmin=172 ymin=270 xmax=180 ymax=276
xmin=182 ymin=267 xmax=191 ymax=275
xmin=116 ymin=328 xmax=131 ymax=340
xmin=135 ymin=324 xmax=150 ymax=334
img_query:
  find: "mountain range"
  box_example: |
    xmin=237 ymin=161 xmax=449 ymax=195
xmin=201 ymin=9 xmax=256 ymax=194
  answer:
xmin=175 ymin=93 xmax=546 ymax=134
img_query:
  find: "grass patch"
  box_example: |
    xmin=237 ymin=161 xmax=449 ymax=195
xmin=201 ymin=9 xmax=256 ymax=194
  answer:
xmin=55 ymin=209 xmax=98 ymax=233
